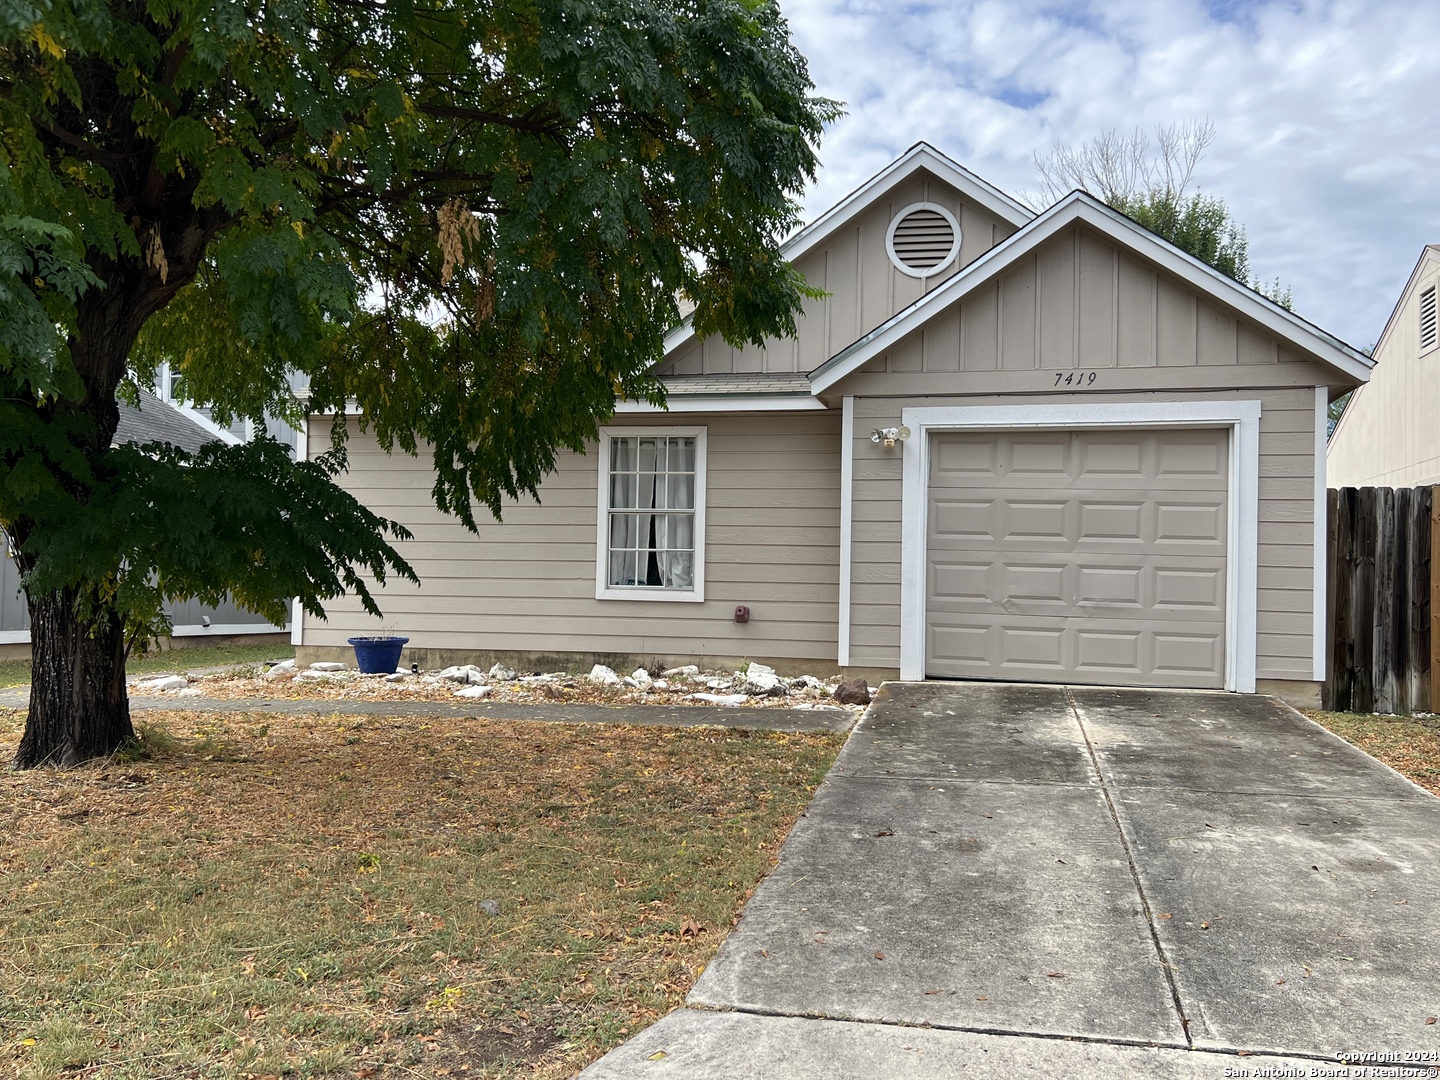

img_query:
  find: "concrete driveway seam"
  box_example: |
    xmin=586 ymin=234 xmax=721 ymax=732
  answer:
xmin=680 ymin=1001 xmax=1346 ymax=1064
xmin=1063 ymin=686 xmax=1194 ymax=1050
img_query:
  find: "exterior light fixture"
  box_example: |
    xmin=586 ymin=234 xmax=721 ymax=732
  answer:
xmin=870 ymin=425 xmax=911 ymax=449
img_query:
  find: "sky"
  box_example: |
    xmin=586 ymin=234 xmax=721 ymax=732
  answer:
xmin=780 ymin=0 xmax=1440 ymax=349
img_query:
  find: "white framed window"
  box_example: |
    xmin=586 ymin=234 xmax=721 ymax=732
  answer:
xmin=1420 ymin=284 xmax=1437 ymax=354
xmin=595 ymin=427 xmax=706 ymax=602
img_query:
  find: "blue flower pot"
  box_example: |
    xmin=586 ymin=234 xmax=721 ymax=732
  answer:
xmin=347 ymin=636 xmax=409 ymax=674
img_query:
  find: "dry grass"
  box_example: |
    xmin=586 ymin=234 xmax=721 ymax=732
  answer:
xmin=1304 ymin=710 xmax=1440 ymax=796
xmin=0 ymin=707 xmax=842 ymax=1079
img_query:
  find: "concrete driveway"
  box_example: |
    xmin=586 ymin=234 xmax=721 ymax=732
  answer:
xmin=581 ymin=682 xmax=1440 ymax=1077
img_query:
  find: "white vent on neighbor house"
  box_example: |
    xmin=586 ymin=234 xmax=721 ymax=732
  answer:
xmin=886 ymin=202 xmax=962 ymax=278
xmin=1421 ymin=284 xmax=1437 ymax=353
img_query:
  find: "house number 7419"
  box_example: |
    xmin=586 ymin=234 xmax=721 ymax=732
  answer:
xmin=1054 ymin=371 xmax=1099 ymax=387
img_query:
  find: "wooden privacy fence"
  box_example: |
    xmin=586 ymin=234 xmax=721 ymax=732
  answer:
xmin=1325 ymin=486 xmax=1439 ymax=714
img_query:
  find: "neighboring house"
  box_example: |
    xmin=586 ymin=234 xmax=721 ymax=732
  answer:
xmin=0 ymin=387 xmax=286 ymax=655
xmin=297 ymin=143 xmax=1372 ymax=703
xmin=1327 ymin=245 xmax=1440 ymax=487
xmin=153 ymin=362 xmax=308 ymax=456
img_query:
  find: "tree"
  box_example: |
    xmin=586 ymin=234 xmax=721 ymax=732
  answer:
xmin=0 ymin=0 xmax=837 ymax=768
xmin=1032 ymin=121 xmax=1293 ymax=310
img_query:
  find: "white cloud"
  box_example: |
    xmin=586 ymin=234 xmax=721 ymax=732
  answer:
xmin=782 ymin=0 xmax=1440 ymax=347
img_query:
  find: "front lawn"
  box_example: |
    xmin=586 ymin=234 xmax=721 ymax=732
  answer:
xmin=0 ymin=708 xmax=841 ymax=1078
xmin=0 ymin=642 xmax=296 ymax=688
xmin=1304 ymin=710 xmax=1440 ymax=796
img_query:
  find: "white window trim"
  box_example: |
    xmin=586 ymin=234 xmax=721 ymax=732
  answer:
xmin=838 ymin=396 xmax=855 ymax=666
xmin=898 ymin=400 xmax=1262 ymax=693
xmin=885 ymin=201 xmax=962 ymax=279
xmin=595 ymin=426 xmax=707 ymax=603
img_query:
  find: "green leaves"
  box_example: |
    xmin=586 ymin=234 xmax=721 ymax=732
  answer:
xmin=17 ymin=436 xmax=416 ymax=635
xmin=0 ymin=0 xmax=835 ymax=634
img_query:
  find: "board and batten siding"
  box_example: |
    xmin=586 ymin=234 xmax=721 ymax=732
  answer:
xmin=661 ymin=170 xmax=1018 ymax=378
xmin=1327 ymin=249 xmax=1440 ymax=487
xmin=834 ymin=224 xmax=1333 ymax=683
xmin=305 ymin=412 xmax=842 ymax=665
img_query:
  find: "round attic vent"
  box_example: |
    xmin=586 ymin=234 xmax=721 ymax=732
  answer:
xmin=886 ymin=202 xmax=961 ymax=278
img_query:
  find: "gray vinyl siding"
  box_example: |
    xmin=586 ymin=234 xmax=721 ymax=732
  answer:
xmin=305 ymin=412 xmax=842 ymax=664
xmin=837 ymin=223 xmax=1331 ymax=683
xmin=662 ymin=169 xmax=1017 ymax=377
xmin=1 ymin=547 xmax=26 ymax=634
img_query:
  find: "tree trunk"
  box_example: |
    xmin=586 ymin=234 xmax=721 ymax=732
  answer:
xmin=15 ymin=588 xmax=135 ymax=769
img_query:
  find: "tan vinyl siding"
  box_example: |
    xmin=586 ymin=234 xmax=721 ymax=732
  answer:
xmin=1327 ymin=252 xmax=1440 ymax=487
xmin=850 ymin=225 xmax=1311 ymax=384
xmin=661 ymin=170 xmax=1016 ymax=377
xmin=306 ymin=412 xmax=841 ymax=664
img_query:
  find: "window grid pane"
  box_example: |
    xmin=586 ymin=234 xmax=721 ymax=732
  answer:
xmin=607 ymin=436 xmax=696 ymax=589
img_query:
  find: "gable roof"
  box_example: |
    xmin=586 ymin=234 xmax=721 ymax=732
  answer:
xmin=114 ymin=387 xmax=230 ymax=454
xmin=810 ymin=190 xmax=1375 ymax=393
xmin=661 ymin=142 xmax=1035 ymax=357
xmin=1327 ymin=244 xmax=1440 ymax=447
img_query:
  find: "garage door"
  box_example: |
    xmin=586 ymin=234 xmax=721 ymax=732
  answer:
xmin=925 ymin=428 xmax=1228 ymax=688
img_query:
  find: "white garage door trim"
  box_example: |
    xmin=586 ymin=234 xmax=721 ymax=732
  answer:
xmin=899 ymin=401 xmax=1261 ymax=692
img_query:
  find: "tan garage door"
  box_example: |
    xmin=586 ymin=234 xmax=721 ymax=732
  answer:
xmin=926 ymin=428 xmax=1228 ymax=689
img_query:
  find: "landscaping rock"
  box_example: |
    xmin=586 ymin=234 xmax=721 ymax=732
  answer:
xmin=262 ymin=666 xmax=295 ymax=683
xmin=706 ymin=678 xmax=733 ymax=690
xmin=454 ymin=685 xmax=492 ymax=699
xmin=833 ymin=678 xmax=871 ymax=706
xmin=630 ymin=667 xmax=652 ymax=686
xmin=792 ymin=675 xmax=826 ymax=690
xmin=745 ymin=662 xmax=777 ymax=679
xmin=745 ymin=670 xmax=782 ymax=694
xmin=589 ymin=664 xmax=621 ymax=685
xmin=488 ymin=663 xmax=517 ymax=682
xmin=652 ymin=679 xmax=669 ymax=691
xmin=436 ymin=665 xmax=486 ymax=685
xmin=383 ymin=672 xmax=409 ymax=683
xmin=687 ymin=692 xmax=748 ymax=707
xmin=175 ymin=687 xmax=204 ymax=698
xmin=663 ymin=664 xmax=699 ymax=677
xmin=268 ymin=658 xmax=296 ymax=673
xmin=143 ymin=675 xmax=189 ymax=692
xmin=309 ymin=662 xmax=347 ymax=672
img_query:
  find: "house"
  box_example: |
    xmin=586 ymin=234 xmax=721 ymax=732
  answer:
xmin=1326 ymin=245 xmax=1440 ymax=487
xmin=0 ymin=387 xmax=288 ymax=660
xmin=296 ymin=144 xmax=1372 ymax=704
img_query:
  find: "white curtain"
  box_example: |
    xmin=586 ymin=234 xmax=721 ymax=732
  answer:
xmin=608 ymin=436 xmax=695 ymax=589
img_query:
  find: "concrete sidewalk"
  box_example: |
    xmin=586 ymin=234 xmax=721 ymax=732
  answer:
xmin=579 ymin=681 xmax=1440 ymax=1077
xmin=0 ymin=685 xmax=855 ymax=734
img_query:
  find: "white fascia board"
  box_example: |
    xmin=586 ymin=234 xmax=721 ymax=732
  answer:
xmin=659 ymin=143 xmax=1035 ymax=360
xmin=811 ymin=193 xmax=1375 ymax=393
xmin=1367 ymin=245 xmax=1440 ymax=363
xmin=613 ymin=395 xmax=827 ymax=414
xmin=0 ymin=629 xmax=30 ymax=644
xmin=171 ymin=622 xmax=288 ymax=637
xmin=172 ymin=401 xmax=243 ymax=445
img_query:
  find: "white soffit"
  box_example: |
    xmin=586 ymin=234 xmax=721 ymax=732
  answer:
xmin=661 ymin=143 xmax=1035 ymax=358
xmin=810 ymin=192 xmax=1376 ymax=394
